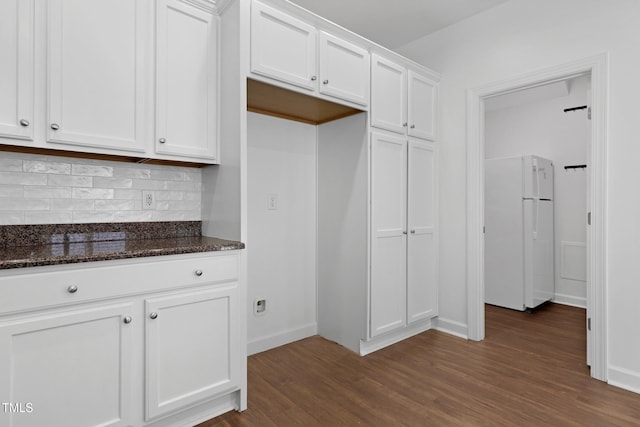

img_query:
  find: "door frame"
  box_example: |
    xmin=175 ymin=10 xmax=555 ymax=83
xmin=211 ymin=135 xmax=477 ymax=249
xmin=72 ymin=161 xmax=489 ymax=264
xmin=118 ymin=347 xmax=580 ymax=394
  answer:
xmin=465 ymin=53 xmax=608 ymax=381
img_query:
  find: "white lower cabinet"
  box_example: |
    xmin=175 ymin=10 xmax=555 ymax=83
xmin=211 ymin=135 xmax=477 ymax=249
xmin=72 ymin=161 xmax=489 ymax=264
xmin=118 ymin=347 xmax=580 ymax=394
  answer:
xmin=0 ymin=303 xmax=134 ymax=427
xmin=145 ymin=286 xmax=239 ymax=420
xmin=0 ymin=252 xmax=245 ymax=427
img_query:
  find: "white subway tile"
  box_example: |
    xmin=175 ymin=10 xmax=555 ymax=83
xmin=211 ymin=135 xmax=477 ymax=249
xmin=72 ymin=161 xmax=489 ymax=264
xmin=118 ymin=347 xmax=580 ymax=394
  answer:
xmin=0 ymin=198 xmax=49 ymax=211
xmin=50 ymin=199 xmax=95 ymax=211
xmin=184 ymin=192 xmax=200 ymax=201
xmin=150 ymin=170 xmax=185 ymax=181
xmin=72 ymin=164 xmax=114 ymax=177
xmin=24 ymin=186 xmax=72 ymax=199
xmin=0 ymin=172 xmax=47 ymax=186
xmin=152 ymin=211 xmax=186 ymax=221
xmin=93 ymin=177 xmax=133 ymax=189
xmin=115 ymin=211 xmax=153 ymax=222
xmin=168 ymin=200 xmax=200 ymax=211
xmin=184 ymin=172 xmax=201 ymax=182
xmin=25 ymin=212 xmax=73 ymax=224
xmin=132 ymin=179 xmax=166 ymax=190
xmin=95 ymin=200 xmax=136 ymax=211
xmin=114 ymin=189 xmax=142 ymax=200
xmin=0 ymin=212 xmax=24 ymax=224
xmin=0 ymin=185 xmax=23 ymax=198
xmin=155 ymin=201 xmax=170 ymax=210
xmin=24 ymin=160 xmax=71 ymax=175
xmin=155 ymin=191 xmax=184 ymax=201
xmin=73 ymin=211 xmax=115 ymax=223
xmin=166 ymin=181 xmax=201 ymax=191
xmin=72 ymin=188 xmax=114 ymax=199
xmin=48 ymin=175 xmax=93 ymax=187
xmin=112 ymin=167 xmax=151 ymax=179
xmin=0 ymin=159 xmax=23 ymax=172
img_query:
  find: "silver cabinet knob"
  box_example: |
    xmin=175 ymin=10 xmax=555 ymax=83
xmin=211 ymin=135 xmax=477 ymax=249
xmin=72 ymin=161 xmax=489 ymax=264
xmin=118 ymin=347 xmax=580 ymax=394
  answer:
xmin=311 ymin=76 xmax=317 ymax=81
xmin=158 ymin=138 xmax=166 ymax=144
xmin=411 ymin=230 xmax=416 ymax=234
xmin=402 ymin=122 xmax=408 ymax=127
xmin=402 ymin=231 xmax=408 ymax=235
xmin=123 ymin=316 xmax=132 ymax=324
xmin=410 ymin=124 xmax=416 ymax=129
xmin=19 ymin=119 xmax=30 ymax=127
xmin=50 ymin=123 xmax=60 ymax=131
xmin=149 ymin=312 xmax=158 ymax=320
xmin=323 ymin=80 xmax=329 ymax=85
xmin=67 ymin=285 xmax=78 ymax=294
xmin=195 ymin=270 xmax=203 ymax=277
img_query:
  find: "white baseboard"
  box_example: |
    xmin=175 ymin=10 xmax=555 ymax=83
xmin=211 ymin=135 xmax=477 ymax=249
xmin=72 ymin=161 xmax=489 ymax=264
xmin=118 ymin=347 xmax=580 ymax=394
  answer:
xmin=434 ymin=317 xmax=468 ymax=339
xmin=608 ymin=366 xmax=640 ymax=395
xmin=247 ymin=322 xmax=318 ymax=355
xmin=359 ymin=318 xmax=432 ymax=356
xmin=553 ymin=293 xmax=587 ymax=308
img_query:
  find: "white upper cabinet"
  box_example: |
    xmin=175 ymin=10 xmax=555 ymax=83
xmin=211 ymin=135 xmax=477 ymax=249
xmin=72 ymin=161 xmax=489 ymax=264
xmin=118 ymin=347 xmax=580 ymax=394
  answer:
xmin=318 ymin=32 xmax=370 ymax=106
xmin=47 ymin=0 xmax=147 ymax=153
xmin=250 ymin=1 xmax=370 ymax=107
xmin=251 ymin=1 xmax=317 ymax=91
xmin=156 ymin=0 xmax=219 ymax=161
xmin=372 ymin=54 xmax=438 ymax=141
xmin=0 ymin=0 xmax=34 ymax=142
xmin=408 ymin=70 xmax=438 ymax=141
xmin=371 ymin=54 xmax=407 ymax=134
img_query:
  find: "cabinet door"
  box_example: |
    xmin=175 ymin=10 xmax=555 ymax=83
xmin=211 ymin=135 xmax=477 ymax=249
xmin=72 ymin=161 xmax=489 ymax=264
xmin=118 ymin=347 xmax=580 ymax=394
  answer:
xmin=0 ymin=0 xmax=34 ymax=142
xmin=318 ymin=32 xmax=370 ymax=106
xmin=0 ymin=303 xmax=134 ymax=427
xmin=251 ymin=1 xmax=317 ymax=91
xmin=408 ymin=70 xmax=437 ymax=141
xmin=156 ymin=0 xmax=218 ymax=161
xmin=370 ymin=132 xmax=407 ymax=338
xmin=47 ymin=0 xmax=147 ymax=153
xmin=407 ymin=140 xmax=438 ymax=323
xmin=145 ymin=284 xmax=239 ymax=420
xmin=371 ymin=55 xmax=406 ymax=135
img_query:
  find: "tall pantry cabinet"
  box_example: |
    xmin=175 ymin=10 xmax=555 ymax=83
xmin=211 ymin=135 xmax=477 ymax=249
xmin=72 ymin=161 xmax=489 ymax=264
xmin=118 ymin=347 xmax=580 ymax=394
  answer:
xmin=216 ymin=0 xmax=439 ymax=356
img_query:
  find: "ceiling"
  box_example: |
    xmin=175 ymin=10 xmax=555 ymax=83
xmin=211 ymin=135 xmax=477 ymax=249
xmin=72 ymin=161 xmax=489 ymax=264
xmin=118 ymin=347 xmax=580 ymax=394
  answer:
xmin=287 ymin=0 xmax=511 ymax=49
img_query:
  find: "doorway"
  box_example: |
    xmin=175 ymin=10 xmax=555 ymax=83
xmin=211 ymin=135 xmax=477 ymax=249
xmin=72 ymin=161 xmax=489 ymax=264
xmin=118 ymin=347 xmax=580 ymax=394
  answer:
xmin=465 ymin=54 xmax=608 ymax=381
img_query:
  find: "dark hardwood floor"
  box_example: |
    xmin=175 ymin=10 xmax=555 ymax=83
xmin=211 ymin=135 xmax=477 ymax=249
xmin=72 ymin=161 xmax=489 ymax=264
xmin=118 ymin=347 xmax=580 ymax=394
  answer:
xmin=199 ymin=304 xmax=640 ymax=426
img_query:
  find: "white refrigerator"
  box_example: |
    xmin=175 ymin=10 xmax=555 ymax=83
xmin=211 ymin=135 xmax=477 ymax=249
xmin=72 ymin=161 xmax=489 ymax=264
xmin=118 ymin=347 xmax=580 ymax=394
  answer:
xmin=485 ymin=155 xmax=555 ymax=311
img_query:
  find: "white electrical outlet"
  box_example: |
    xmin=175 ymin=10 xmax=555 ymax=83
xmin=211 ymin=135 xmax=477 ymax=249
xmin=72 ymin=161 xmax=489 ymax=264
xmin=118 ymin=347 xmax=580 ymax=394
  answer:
xmin=267 ymin=194 xmax=278 ymax=210
xmin=142 ymin=191 xmax=155 ymax=210
xmin=254 ymin=299 xmax=267 ymax=316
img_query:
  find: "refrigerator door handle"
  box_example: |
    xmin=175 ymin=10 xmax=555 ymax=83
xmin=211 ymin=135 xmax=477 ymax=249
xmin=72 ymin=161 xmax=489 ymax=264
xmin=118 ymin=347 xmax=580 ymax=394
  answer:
xmin=533 ymin=158 xmax=540 ymax=199
xmin=533 ymin=198 xmax=539 ymax=239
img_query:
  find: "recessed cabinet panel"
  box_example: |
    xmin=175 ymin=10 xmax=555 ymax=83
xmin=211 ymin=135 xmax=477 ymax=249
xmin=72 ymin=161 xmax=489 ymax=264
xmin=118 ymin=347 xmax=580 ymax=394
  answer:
xmin=407 ymin=141 xmax=438 ymax=322
xmin=370 ymin=132 xmax=407 ymax=337
xmin=47 ymin=0 xmax=146 ymax=152
xmin=371 ymin=55 xmax=406 ymax=134
xmin=408 ymin=71 xmax=437 ymax=141
xmin=0 ymin=0 xmax=34 ymax=142
xmin=145 ymin=285 xmax=239 ymax=420
xmin=319 ymin=32 xmax=370 ymax=106
xmin=156 ymin=0 xmax=218 ymax=161
xmin=251 ymin=1 xmax=317 ymax=91
xmin=0 ymin=303 xmax=133 ymax=427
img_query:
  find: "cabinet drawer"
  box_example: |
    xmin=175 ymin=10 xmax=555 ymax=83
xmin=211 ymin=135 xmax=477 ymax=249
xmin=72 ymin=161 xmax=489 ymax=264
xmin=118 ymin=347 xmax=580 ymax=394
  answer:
xmin=0 ymin=252 xmax=239 ymax=316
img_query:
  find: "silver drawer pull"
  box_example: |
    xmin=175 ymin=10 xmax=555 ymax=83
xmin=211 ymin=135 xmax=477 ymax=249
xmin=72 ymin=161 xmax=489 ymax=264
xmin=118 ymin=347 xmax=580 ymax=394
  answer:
xmin=67 ymin=285 xmax=78 ymax=294
xmin=149 ymin=312 xmax=158 ymax=320
xmin=50 ymin=123 xmax=60 ymax=130
xmin=411 ymin=230 xmax=416 ymax=234
xmin=195 ymin=269 xmax=203 ymax=277
xmin=410 ymin=124 xmax=416 ymax=129
xmin=311 ymin=76 xmax=317 ymax=81
xmin=19 ymin=119 xmax=30 ymax=127
xmin=323 ymin=80 xmax=329 ymax=85
xmin=123 ymin=316 xmax=132 ymax=324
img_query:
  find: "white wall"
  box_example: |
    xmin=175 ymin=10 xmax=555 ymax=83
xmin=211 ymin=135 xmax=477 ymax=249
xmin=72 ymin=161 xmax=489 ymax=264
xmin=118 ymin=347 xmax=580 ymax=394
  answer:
xmin=0 ymin=151 xmax=201 ymax=224
xmin=397 ymin=0 xmax=640 ymax=392
xmin=246 ymin=112 xmax=317 ymax=354
xmin=485 ymin=76 xmax=589 ymax=307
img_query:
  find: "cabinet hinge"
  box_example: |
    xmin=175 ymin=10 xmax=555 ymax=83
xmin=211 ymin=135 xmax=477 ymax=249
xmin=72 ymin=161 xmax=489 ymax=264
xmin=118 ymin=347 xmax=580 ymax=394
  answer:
xmin=588 ymin=106 xmax=592 ymax=120
xmin=587 ymin=317 xmax=591 ymax=331
xmin=587 ymin=211 xmax=591 ymax=226
xmin=483 ymin=226 xmax=486 ymax=234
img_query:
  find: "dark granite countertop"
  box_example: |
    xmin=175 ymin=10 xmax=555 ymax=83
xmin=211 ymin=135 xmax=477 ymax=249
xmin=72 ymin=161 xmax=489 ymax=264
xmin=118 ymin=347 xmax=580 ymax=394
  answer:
xmin=0 ymin=222 xmax=244 ymax=270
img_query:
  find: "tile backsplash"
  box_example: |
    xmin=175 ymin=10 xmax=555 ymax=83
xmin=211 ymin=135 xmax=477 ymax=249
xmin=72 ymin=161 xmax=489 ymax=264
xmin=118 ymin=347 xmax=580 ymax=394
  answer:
xmin=0 ymin=151 xmax=202 ymax=225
